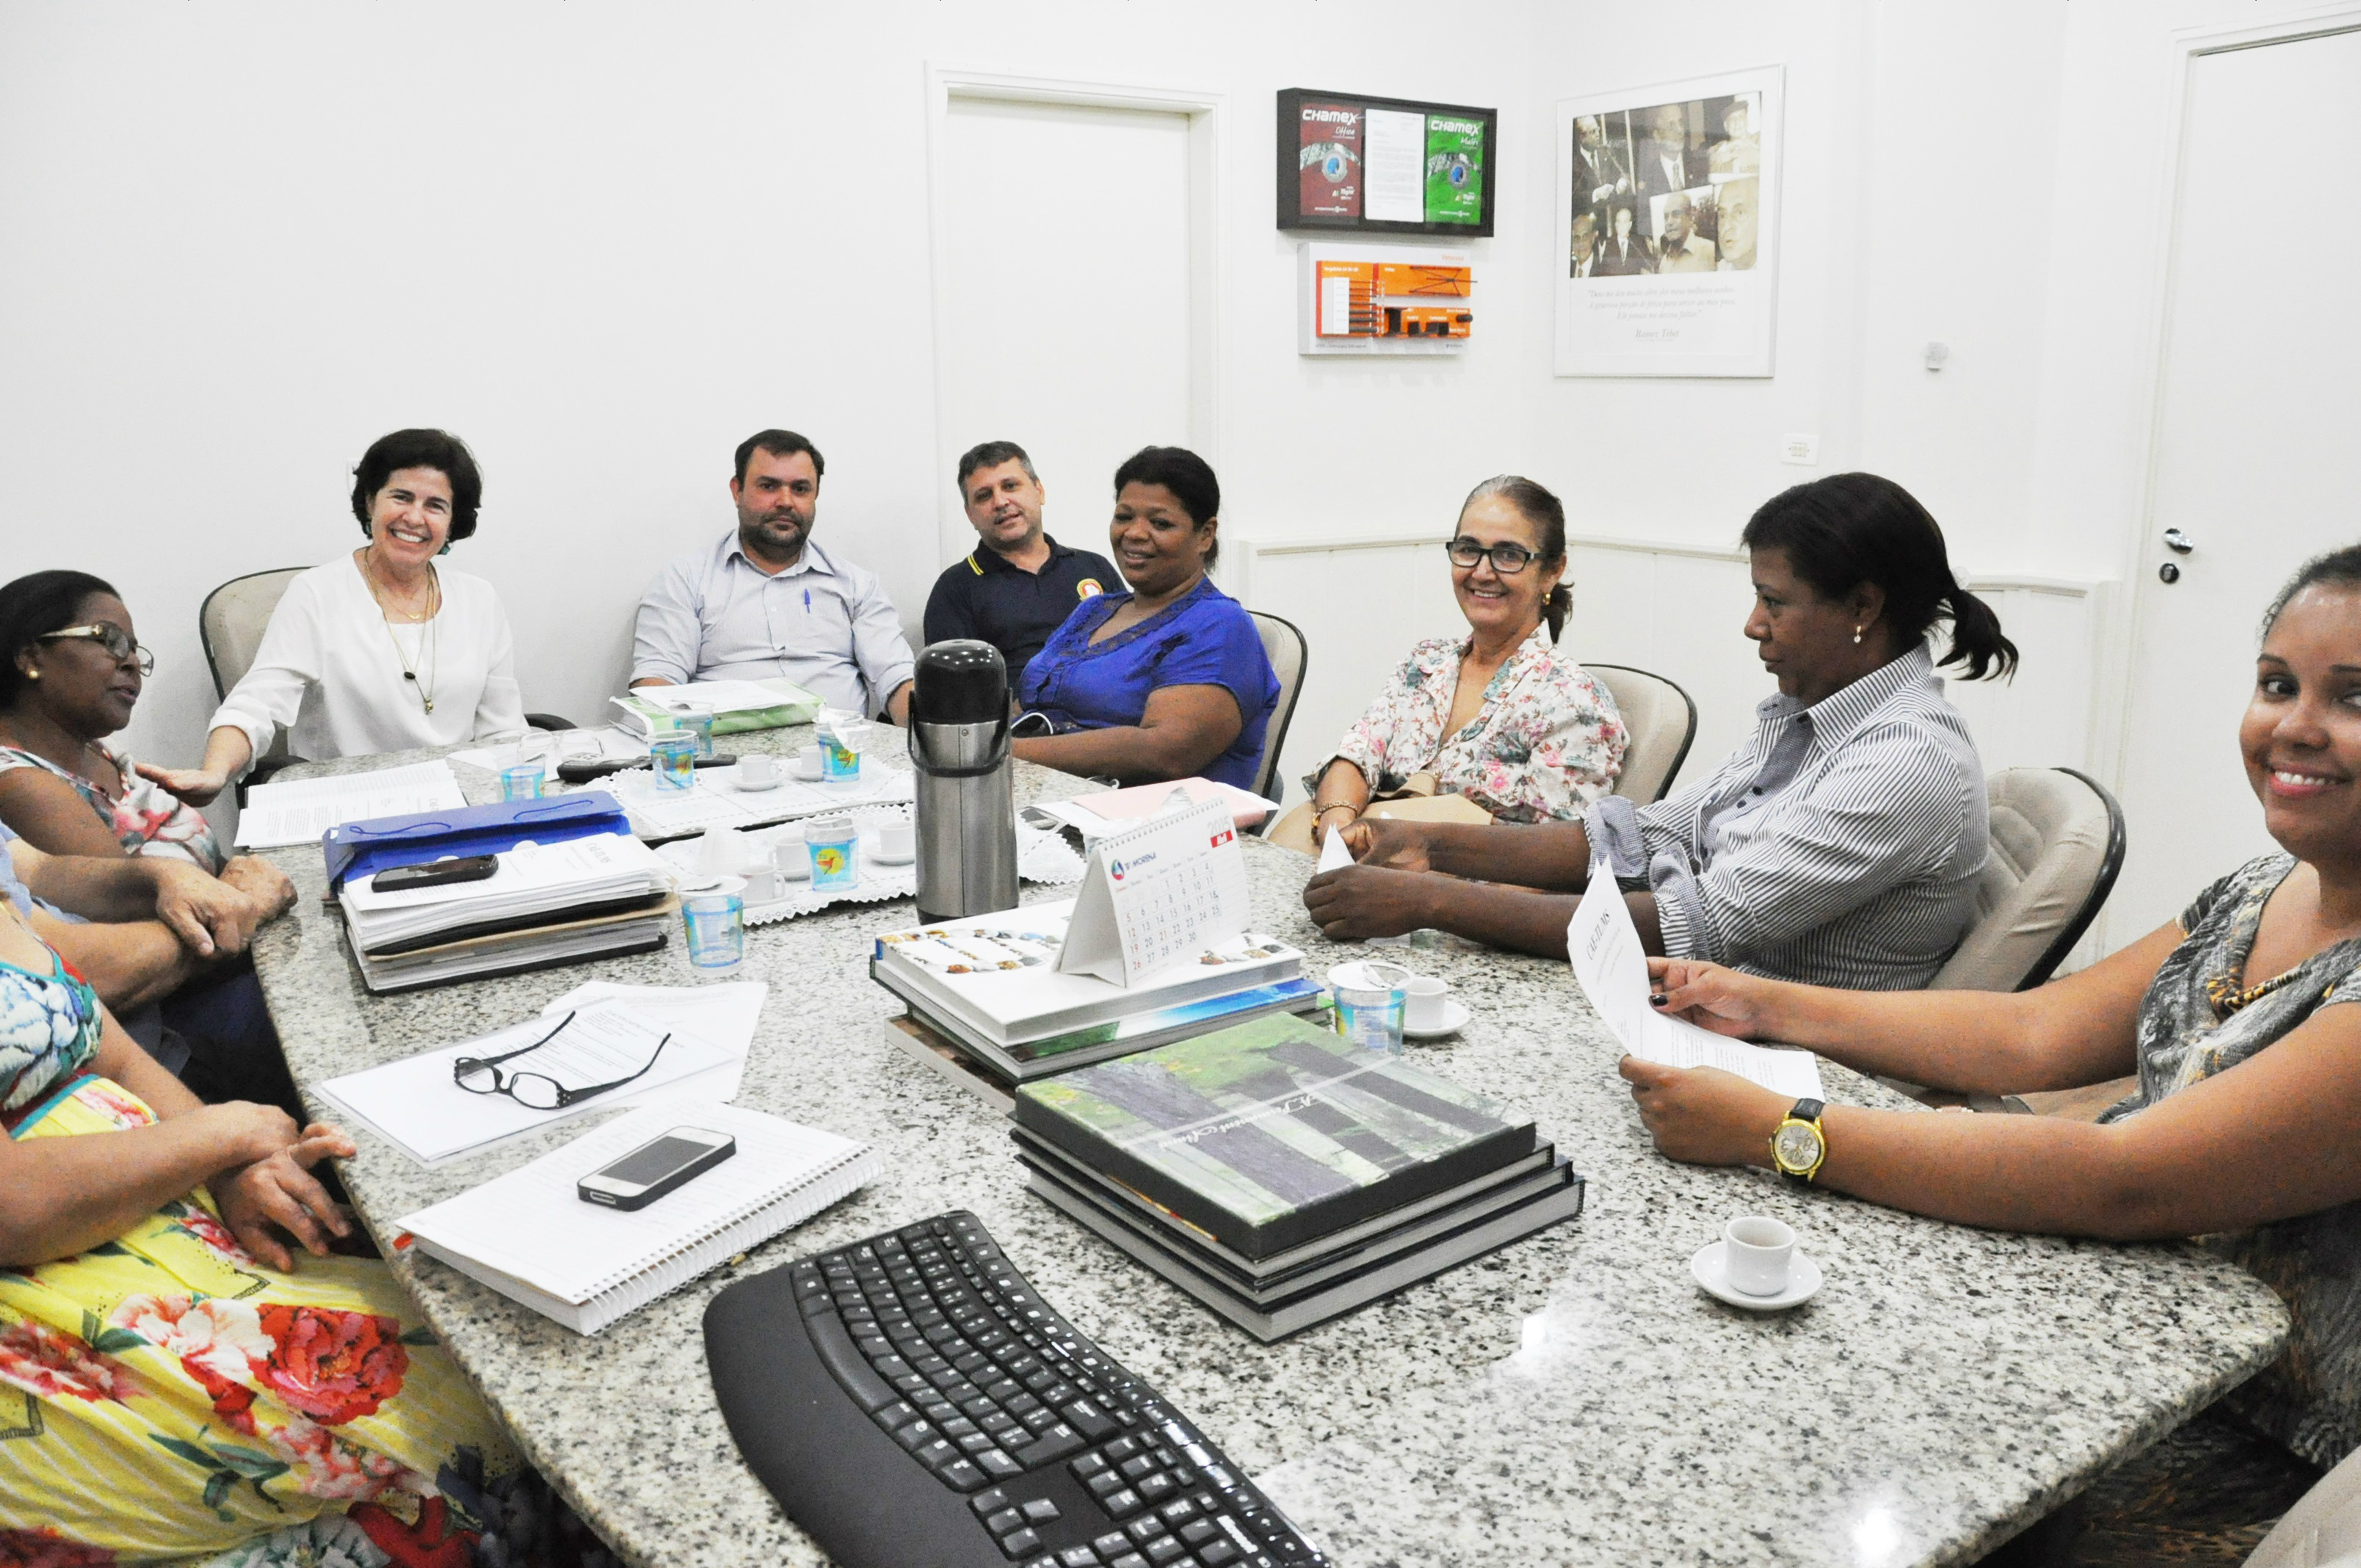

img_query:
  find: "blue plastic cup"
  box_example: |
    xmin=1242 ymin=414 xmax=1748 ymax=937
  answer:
xmin=498 ymin=761 xmax=545 ymax=801
xmin=805 ymin=816 xmax=860 ymax=891
xmin=650 ymin=735 xmax=697 ymax=791
xmin=677 ymin=711 xmax=715 ymax=758
xmin=821 ymin=735 xmax=860 ymax=782
xmin=681 ymin=879 xmax=745 ymax=973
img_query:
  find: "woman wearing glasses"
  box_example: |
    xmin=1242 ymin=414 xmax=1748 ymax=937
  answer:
xmin=1306 ymin=473 xmax=2012 ymax=992
xmin=0 ymin=570 xmax=300 ymax=1111
xmin=1011 ymin=446 xmax=1280 ymax=791
xmin=0 ymin=868 xmax=532 ymax=1564
xmin=1299 ymin=476 xmax=1625 ymax=844
xmin=139 ymin=429 xmax=526 ymax=807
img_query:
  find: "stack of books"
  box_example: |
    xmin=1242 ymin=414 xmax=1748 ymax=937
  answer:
xmin=338 ymin=832 xmax=678 ymax=993
xmin=1012 ymin=1012 xmax=1584 ymax=1340
xmin=868 ymin=900 xmax=1325 ymax=1108
xmin=606 ymin=676 xmax=820 ymax=741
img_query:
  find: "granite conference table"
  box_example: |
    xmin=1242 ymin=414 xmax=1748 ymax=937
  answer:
xmin=245 ymin=736 xmax=2288 ymax=1568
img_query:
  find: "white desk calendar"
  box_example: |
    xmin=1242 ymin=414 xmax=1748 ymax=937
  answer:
xmin=1056 ymin=795 xmax=1251 ymax=987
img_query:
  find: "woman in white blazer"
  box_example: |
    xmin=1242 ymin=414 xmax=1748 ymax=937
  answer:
xmin=142 ymin=429 xmax=526 ymax=804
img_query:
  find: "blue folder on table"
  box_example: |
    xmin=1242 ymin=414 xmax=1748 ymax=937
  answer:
xmin=322 ymin=791 xmax=631 ymax=895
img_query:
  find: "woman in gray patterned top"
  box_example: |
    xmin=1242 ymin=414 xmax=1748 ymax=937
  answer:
xmin=1304 ymin=472 xmax=2014 ymax=990
xmin=1625 ymin=543 xmax=2361 ymax=1468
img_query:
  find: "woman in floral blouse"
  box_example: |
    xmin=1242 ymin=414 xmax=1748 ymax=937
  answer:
xmin=1303 ymin=476 xmax=1625 ymax=837
xmin=0 ymin=852 xmax=527 ymax=1567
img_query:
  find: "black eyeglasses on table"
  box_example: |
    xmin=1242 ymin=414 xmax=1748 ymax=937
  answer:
xmin=1443 ymin=538 xmax=1539 ymax=574
xmin=451 ymin=1011 xmax=672 ymax=1111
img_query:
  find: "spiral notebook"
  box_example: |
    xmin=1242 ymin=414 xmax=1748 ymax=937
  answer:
xmin=394 ymin=1101 xmax=879 ymax=1335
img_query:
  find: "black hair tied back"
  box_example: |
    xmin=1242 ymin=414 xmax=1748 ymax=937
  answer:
xmin=1740 ymin=472 xmax=2018 ymax=682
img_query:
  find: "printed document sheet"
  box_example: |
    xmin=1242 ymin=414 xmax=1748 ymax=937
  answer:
xmin=1566 ymin=873 xmax=1825 ymax=1100
xmin=234 ymin=760 xmax=468 ymax=849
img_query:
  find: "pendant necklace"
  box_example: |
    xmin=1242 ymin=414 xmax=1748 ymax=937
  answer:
xmin=374 ymin=562 xmax=440 ymax=714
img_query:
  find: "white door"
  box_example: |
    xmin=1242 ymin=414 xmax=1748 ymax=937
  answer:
xmin=2109 ymin=26 xmax=2361 ymax=939
xmin=934 ymin=95 xmax=1198 ymax=563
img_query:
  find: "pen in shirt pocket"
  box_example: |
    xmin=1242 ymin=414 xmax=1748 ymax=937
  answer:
xmin=803 ymin=589 xmax=811 ymax=614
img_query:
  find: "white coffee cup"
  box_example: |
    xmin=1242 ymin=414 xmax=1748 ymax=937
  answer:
xmin=736 ymin=754 xmax=780 ymax=790
xmin=694 ymin=826 xmax=744 ymax=879
xmin=772 ymin=827 xmax=811 ymax=880
xmin=1402 ymin=975 xmax=1450 ymax=1032
xmin=874 ymin=818 xmax=915 ymax=864
xmin=1722 ymin=1215 xmax=1796 ymax=1296
xmin=792 ymin=744 xmax=825 ymax=780
xmin=742 ymin=862 xmax=781 ymax=903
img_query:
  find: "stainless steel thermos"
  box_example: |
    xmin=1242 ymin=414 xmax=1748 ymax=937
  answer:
xmin=909 ymin=640 xmax=1019 ymax=922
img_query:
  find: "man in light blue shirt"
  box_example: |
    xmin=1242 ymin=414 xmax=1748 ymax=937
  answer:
xmin=631 ymin=429 xmax=917 ymax=722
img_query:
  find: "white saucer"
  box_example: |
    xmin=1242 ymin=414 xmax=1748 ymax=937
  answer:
xmin=1690 ymin=1241 xmax=1823 ymax=1311
xmin=729 ymin=777 xmax=783 ymax=792
xmin=1401 ymin=1000 xmax=1470 ymax=1040
xmin=869 ymin=846 xmax=915 ymax=865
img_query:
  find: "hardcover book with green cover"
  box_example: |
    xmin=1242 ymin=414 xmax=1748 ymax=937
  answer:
xmin=1012 ymin=1013 xmax=1536 ymax=1260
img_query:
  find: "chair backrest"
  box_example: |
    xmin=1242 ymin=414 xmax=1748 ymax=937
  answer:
xmin=1247 ymin=611 xmax=1310 ymax=807
xmin=1929 ymin=766 xmax=2126 ymax=992
xmin=2245 ymin=1437 xmax=2361 ymax=1568
xmin=199 ymin=567 xmax=308 ymax=702
xmin=200 ymin=567 xmax=308 ymax=769
xmin=1582 ymin=663 xmax=1698 ymax=805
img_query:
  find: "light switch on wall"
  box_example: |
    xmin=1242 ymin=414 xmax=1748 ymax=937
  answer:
xmin=1780 ymin=432 xmax=1819 ymax=465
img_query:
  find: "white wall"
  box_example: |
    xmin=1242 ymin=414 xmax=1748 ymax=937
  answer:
xmin=0 ymin=0 xmax=2331 ymax=841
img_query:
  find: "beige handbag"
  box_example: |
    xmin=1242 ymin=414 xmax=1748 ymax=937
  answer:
xmin=1269 ymin=772 xmax=1494 ymax=855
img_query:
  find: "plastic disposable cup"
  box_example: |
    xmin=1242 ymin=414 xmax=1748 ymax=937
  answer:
xmin=681 ymin=878 xmax=746 ymax=974
xmin=1330 ymin=960 xmax=1410 ymax=1055
xmin=498 ymin=761 xmax=545 ymax=801
xmin=821 ymin=734 xmax=861 ymax=782
xmin=694 ymin=826 xmax=744 ymax=880
xmin=806 ymin=816 xmax=860 ymax=891
xmin=650 ymin=735 xmax=697 ymax=791
xmin=677 ymin=711 xmax=715 ymax=758
xmin=1723 ymin=1216 xmax=1796 ymax=1296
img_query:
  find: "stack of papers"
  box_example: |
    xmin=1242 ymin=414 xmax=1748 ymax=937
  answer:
xmin=1565 ymin=874 xmax=1825 ymax=1099
xmin=609 ymin=678 xmax=821 ymax=739
xmin=317 ymin=980 xmax=766 ymax=1166
xmin=234 ymin=761 xmax=468 ymax=849
xmin=450 ymin=725 xmax=647 ymax=772
xmin=1025 ymin=777 xmax=1278 ymax=838
xmin=336 ymin=832 xmax=679 ymax=992
xmin=396 ymin=1100 xmax=878 ymax=1334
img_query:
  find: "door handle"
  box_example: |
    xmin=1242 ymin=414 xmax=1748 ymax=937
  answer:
xmin=2163 ymin=528 xmax=2195 ymax=554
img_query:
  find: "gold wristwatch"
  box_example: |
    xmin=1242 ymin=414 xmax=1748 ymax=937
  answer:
xmin=1769 ymin=1098 xmax=1827 ymax=1185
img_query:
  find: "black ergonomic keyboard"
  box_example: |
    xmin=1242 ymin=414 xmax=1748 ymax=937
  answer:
xmin=705 ymin=1211 xmax=1328 ymax=1568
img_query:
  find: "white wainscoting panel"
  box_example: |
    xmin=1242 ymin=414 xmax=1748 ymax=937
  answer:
xmin=1230 ymin=530 xmax=2111 ymax=821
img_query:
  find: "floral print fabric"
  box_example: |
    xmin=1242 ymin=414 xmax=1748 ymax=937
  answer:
xmin=0 ymin=957 xmax=521 ymax=1564
xmin=1309 ymin=626 xmax=1625 ymax=823
xmin=0 ymin=745 xmax=226 ymax=874
xmin=2101 ymin=852 xmax=2361 ymax=1467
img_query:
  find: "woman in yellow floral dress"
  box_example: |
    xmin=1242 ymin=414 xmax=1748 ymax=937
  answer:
xmin=0 ymin=863 xmax=521 ymax=1567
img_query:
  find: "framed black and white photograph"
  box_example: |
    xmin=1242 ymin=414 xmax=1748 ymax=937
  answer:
xmin=1555 ymin=65 xmax=1781 ymax=377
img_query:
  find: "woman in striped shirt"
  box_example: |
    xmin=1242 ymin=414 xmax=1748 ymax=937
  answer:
xmin=1303 ymin=472 xmax=2014 ymax=992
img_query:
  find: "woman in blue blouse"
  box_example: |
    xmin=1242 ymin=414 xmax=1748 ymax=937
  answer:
xmin=1012 ymin=447 xmax=1280 ymax=791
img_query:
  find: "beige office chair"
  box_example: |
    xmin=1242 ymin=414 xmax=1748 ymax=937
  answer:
xmin=1930 ymin=767 xmax=2125 ymax=994
xmin=1890 ymin=768 xmax=2128 ymax=1117
xmin=1247 ymin=611 xmax=1309 ymax=816
xmin=2247 ymin=1440 xmax=2361 ymax=1568
xmin=198 ymin=567 xmax=310 ymax=785
xmin=1581 ymin=663 xmax=1697 ymax=805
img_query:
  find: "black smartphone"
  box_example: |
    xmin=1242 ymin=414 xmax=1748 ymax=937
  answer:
xmin=370 ymin=854 xmax=499 ymax=893
xmin=576 ymin=1128 xmax=736 ymax=1211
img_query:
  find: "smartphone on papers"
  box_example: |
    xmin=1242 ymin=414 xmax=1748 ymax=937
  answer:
xmin=370 ymin=855 xmax=498 ymax=893
xmin=576 ymin=1127 xmax=737 ymax=1211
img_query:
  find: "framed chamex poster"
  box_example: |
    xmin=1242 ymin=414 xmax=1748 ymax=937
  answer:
xmin=1555 ymin=65 xmax=1782 ymax=377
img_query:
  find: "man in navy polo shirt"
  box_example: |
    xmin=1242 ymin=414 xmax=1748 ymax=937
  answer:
xmin=923 ymin=440 xmax=1119 ymax=679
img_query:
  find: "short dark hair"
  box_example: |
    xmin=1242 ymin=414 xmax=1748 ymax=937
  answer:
xmin=1740 ymin=472 xmax=2018 ymax=681
xmin=350 ymin=429 xmax=483 ymax=541
xmin=0 ymin=569 xmax=121 ymax=708
xmin=956 ymin=440 xmax=1039 ymax=492
xmin=1112 ymin=446 xmax=1221 ymax=567
xmin=1460 ymin=475 xmax=1573 ymax=642
xmin=2263 ymin=543 xmax=2361 ymax=638
xmin=735 ymin=429 xmax=824 ymax=486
